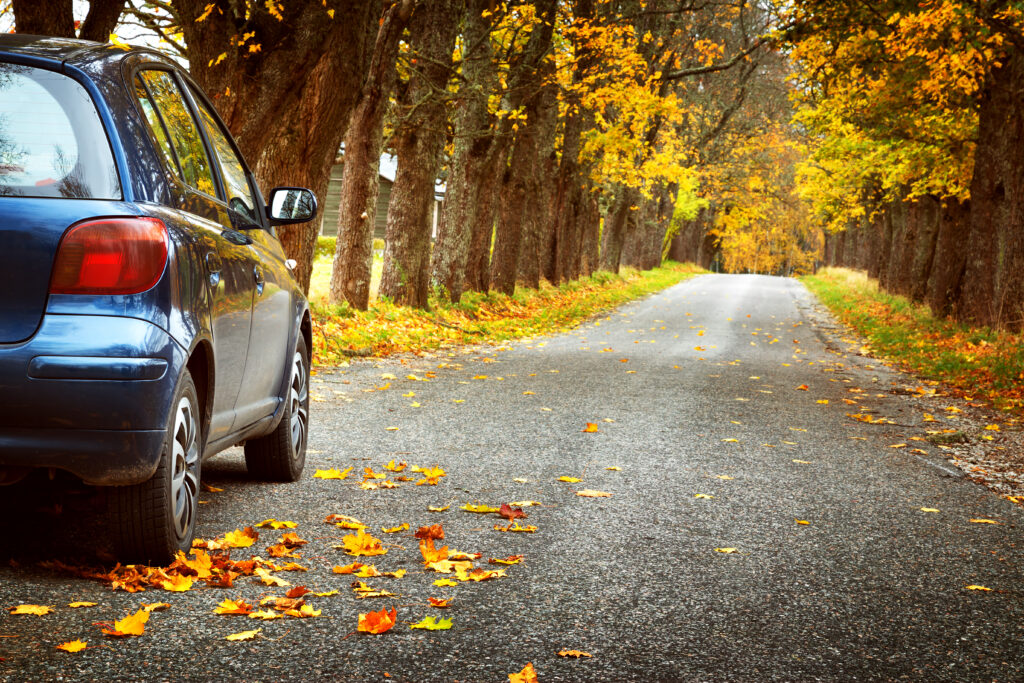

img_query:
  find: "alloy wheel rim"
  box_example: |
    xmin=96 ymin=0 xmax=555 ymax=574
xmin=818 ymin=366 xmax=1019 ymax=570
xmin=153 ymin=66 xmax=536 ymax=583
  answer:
xmin=170 ymin=395 xmax=199 ymax=541
xmin=289 ymin=351 xmax=309 ymax=455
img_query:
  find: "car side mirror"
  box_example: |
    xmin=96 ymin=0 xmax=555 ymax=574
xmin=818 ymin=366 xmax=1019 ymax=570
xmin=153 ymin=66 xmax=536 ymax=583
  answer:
xmin=266 ymin=187 xmax=318 ymax=225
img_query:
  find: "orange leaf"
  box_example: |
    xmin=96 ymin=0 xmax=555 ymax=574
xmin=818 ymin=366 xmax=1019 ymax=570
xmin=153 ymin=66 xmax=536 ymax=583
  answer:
xmin=342 ymin=529 xmax=387 ymax=557
xmin=558 ymin=649 xmax=593 ymax=658
xmin=796 ymin=384 xmax=809 ymax=391
xmin=102 ymin=608 xmax=149 ymax=637
xmin=214 ymin=598 xmax=254 ymax=615
xmin=357 ymin=607 xmax=397 ymax=634
xmin=499 ymin=503 xmax=526 ymax=521
xmin=414 ymin=524 xmax=445 ymax=541
xmin=428 ymin=597 xmax=452 ymax=608
xmin=582 ymin=423 xmax=599 ymax=433
xmin=56 ymin=639 xmax=88 ymax=653
xmin=509 ymin=662 xmax=538 ymax=683
xmin=419 ymin=539 xmax=450 ymax=564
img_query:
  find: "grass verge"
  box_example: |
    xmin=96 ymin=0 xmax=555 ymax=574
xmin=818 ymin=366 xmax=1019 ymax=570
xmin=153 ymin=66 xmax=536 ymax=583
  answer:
xmin=802 ymin=267 xmax=1024 ymax=412
xmin=311 ymin=261 xmax=704 ymax=365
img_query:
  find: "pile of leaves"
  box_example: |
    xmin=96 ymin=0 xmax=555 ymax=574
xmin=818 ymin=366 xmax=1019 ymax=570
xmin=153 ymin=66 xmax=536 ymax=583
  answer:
xmin=804 ymin=268 xmax=1024 ymax=412
xmin=310 ymin=262 xmax=703 ymax=364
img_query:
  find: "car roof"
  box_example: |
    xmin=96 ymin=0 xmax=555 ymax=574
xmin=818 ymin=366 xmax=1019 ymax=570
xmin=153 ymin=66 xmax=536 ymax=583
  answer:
xmin=0 ymin=33 xmax=176 ymax=70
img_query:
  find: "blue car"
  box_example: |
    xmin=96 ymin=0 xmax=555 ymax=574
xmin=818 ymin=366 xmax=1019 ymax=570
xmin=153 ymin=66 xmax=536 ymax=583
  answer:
xmin=0 ymin=35 xmax=316 ymax=563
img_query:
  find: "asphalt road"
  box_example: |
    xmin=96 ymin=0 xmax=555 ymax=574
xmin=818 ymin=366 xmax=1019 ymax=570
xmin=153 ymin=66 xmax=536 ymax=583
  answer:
xmin=1 ymin=273 xmax=1022 ymax=682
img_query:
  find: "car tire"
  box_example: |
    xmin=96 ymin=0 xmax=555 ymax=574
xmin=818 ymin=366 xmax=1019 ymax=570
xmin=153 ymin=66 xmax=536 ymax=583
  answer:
xmin=111 ymin=370 xmax=201 ymax=564
xmin=244 ymin=335 xmax=309 ymax=482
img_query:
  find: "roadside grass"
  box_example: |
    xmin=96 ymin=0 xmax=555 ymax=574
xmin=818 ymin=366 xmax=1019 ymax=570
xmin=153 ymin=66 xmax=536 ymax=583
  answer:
xmin=803 ymin=267 xmax=1024 ymax=412
xmin=309 ymin=258 xmax=704 ymax=364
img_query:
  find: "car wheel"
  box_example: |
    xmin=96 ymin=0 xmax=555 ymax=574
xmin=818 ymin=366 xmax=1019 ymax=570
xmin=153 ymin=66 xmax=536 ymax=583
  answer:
xmin=244 ymin=335 xmax=309 ymax=482
xmin=112 ymin=370 xmax=201 ymax=564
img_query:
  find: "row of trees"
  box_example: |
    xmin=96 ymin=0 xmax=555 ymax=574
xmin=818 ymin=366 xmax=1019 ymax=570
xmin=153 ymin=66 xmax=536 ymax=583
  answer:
xmin=785 ymin=1 xmax=1024 ymax=329
xmin=8 ymin=1 xmax=806 ymax=307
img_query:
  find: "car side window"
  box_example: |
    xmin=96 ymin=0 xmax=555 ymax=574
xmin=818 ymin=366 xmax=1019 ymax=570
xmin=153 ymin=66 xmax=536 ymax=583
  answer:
xmin=186 ymin=85 xmax=260 ymax=225
xmin=138 ymin=70 xmax=216 ymax=197
xmin=133 ymin=76 xmax=179 ymax=179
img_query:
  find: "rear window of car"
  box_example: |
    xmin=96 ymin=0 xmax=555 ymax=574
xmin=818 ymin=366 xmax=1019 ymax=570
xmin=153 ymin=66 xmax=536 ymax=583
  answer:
xmin=0 ymin=62 xmax=120 ymax=199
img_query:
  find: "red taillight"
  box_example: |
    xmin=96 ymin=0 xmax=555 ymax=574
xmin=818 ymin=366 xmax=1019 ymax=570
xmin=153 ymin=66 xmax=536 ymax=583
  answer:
xmin=50 ymin=217 xmax=168 ymax=295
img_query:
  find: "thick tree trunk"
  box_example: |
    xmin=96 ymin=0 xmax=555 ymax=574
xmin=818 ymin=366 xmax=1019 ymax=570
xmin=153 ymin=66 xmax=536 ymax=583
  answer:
xmin=464 ymin=135 xmax=511 ymax=292
xmin=600 ymin=186 xmax=639 ymax=272
xmin=329 ymin=0 xmax=412 ymax=309
xmin=926 ymin=198 xmax=969 ymax=317
xmin=959 ymin=49 xmax=1024 ymax=329
xmin=579 ymin=193 xmax=601 ymax=276
xmin=176 ymin=1 xmax=379 ymax=292
xmin=13 ymin=0 xmax=125 ymax=41
xmin=379 ymin=0 xmax=461 ymax=308
xmin=430 ymin=0 xmax=495 ymax=303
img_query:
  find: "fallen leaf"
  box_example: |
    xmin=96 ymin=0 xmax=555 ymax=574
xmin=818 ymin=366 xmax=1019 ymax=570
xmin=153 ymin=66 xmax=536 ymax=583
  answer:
xmin=410 ymin=615 xmax=452 ymax=630
xmin=358 ymin=607 xmax=397 ymax=634
xmin=225 ymin=628 xmax=261 ymax=641
xmin=582 ymin=423 xmax=599 ymax=433
xmin=419 ymin=539 xmax=449 ymax=564
xmin=965 ymin=585 xmax=992 ymax=591
xmin=694 ymin=494 xmax=714 ymax=499
xmin=428 ymin=597 xmax=453 ymax=608
xmin=969 ymin=518 xmax=1000 ymax=524
xmin=433 ymin=579 xmax=458 ymax=587
xmin=427 ymin=505 xmax=450 ymax=512
xmin=314 ymin=590 xmax=339 ymax=597
xmin=509 ymin=500 xmax=542 ymax=507
xmin=576 ymin=489 xmax=612 ymax=497
xmin=140 ymin=602 xmax=170 ymax=612
xmin=796 ymin=384 xmax=809 ymax=391
xmin=499 ymin=503 xmax=526 ymax=521
xmin=493 ymin=522 xmax=537 ymax=533
xmin=920 ymin=508 xmax=940 ymax=513
xmin=248 ymin=610 xmax=285 ymax=620
xmin=9 ymin=605 xmax=53 ymax=616
xmin=56 ymin=640 xmax=88 ymax=653
xmin=715 ymin=475 xmax=734 ymax=480
xmin=342 ymin=529 xmax=388 ymax=557
xmin=102 ymin=608 xmax=149 ymax=637
xmin=254 ymin=567 xmax=290 ymax=587
xmin=792 ymin=459 xmax=812 ymax=464
xmin=605 ymin=466 xmax=621 ymax=471
xmin=382 ymin=523 xmax=410 ymax=534
xmin=557 ymin=476 xmax=582 ymax=483
xmin=558 ymin=650 xmax=593 ymax=658
xmin=415 ymin=524 xmax=445 ymax=541
xmin=68 ymin=602 xmax=97 ymax=609
xmin=489 ymin=555 xmax=525 ymax=565
xmin=159 ymin=574 xmax=193 ymax=592
xmin=509 ymin=662 xmax=538 ymax=683
xmin=714 ymin=548 xmax=738 ymax=554
xmin=313 ymin=467 xmax=353 ymax=480
xmin=722 ymin=438 xmax=739 ymax=443
xmin=460 ymin=503 xmax=500 ymax=513
xmin=286 ymin=586 xmax=312 ymax=599
xmin=214 ymin=599 xmax=255 ymax=615
xmin=795 ymin=519 xmax=810 ymax=525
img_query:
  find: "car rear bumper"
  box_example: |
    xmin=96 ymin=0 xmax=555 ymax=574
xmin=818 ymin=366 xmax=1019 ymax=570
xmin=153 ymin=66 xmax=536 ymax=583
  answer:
xmin=0 ymin=313 xmax=186 ymax=485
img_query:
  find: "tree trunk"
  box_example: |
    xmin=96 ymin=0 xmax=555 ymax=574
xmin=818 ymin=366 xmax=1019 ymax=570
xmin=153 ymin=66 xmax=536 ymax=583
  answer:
xmin=579 ymin=193 xmax=601 ymax=276
xmin=379 ymin=0 xmax=462 ymax=308
xmin=926 ymin=198 xmax=969 ymax=317
xmin=430 ymin=0 xmax=495 ymax=303
xmin=329 ymin=0 xmax=413 ymax=309
xmin=600 ymin=186 xmax=639 ymax=272
xmin=959 ymin=48 xmax=1024 ymax=329
xmin=13 ymin=0 xmax=125 ymax=41
xmin=176 ymin=1 xmax=379 ymax=292
xmin=464 ymin=133 xmax=510 ymax=292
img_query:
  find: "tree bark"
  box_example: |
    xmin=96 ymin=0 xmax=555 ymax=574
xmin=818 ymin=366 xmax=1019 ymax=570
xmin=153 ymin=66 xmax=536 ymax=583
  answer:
xmin=925 ymin=198 xmax=969 ymax=317
xmin=379 ymin=0 xmax=462 ymax=308
xmin=329 ymin=0 xmax=413 ymax=309
xmin=959 ymin=48 xmax=1024 ymax=329
xmin=600 ymin=186 xmax=639 ymax=272
xmin=464 ymin=132 xmax=511 ymax=292
xmin=430 ymin=0 xmax=496 ymax=303
xmin=488 ymin=0 xmax=557 ymax=295
xmin=13 ymin=0 xmax=126 ymax=40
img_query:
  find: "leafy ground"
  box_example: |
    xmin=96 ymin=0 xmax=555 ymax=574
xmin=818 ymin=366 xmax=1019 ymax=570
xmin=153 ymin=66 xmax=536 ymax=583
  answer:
xmin=803 ymin=268 xmax=1024 ymax=413
xmin=309 ymin=260 xmax=704 ymax=365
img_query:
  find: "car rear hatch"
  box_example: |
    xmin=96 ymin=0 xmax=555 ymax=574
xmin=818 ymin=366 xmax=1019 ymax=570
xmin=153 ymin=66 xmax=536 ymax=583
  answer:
xmin=0 ymin=58 xmax=126 ymax=343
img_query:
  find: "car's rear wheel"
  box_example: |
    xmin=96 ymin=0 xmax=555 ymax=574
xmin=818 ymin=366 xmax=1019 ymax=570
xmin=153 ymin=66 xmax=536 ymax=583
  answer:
xmin=112 ymin=370 xmax=200 ymax=564
xmin=244 ymin=335 xmax=309 ymax=482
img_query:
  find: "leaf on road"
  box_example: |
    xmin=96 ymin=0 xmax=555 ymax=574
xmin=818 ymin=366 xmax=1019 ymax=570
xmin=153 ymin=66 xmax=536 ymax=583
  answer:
xmin=796 ymin=384 xmax=809 ymax=391
xmin=428 ymin=597 xmax=453 ymax=608
xmin=325 ymin=513 xmax=366 ymax=529
xmin=792 ymin=459 xmax=812 ymax=464
xmin=714 ymin=548 xmax=739 ymax=554
xmin=102 ymin=608 xmax=149 ymax=637
xmin=493 ymin=522 xmax=537 ymax=533
xmin=557 ymin=476 xmax=581 ymax=483
xmin=214 ymin=599 xmax=254 ymax=615
xmin=969 ymin=518 xmax=1000 ymax=524
xmin=141 ymin=602 xmax=170 ymax=612
xmin=428 ymin=505 xmax=450 ymax=512
xmin=582 ymin=423 xmax=599 ymax=433
xmin=920 ymin=508 xmax=940 ymax=513
xmin=382 ymin=523 xmax=409 ymax=534
xmin=715 ymin=475 xmax=734 ymax=480
xmin=489 ymin=555 xmax=524 ymax=565
xmin=384 ymin=459 xmax=408 ymax=472
xmin=694 ymin=494 xmax=714 ymax=499
xmin=509 ymin=662 xmax=538 ymax=683
xmin=499 ymin=503 xmax=526 ymax=521
xmin=605 ymin=466 xmax=621 ymax=471
xmin=795 ymin=519 xmax=810 ymax=525
xmin=358 ymin=607 xmax=397 ymax=634
xmin=558 ymin=650 xmax=593 ymax=658
xmin=56 ymin=640 xmax=87 ymax=653
xmin=965 ymin=585 xmax=992 ymax=591
xmin=9 ymin=605 xmax=53 ymax=616
xmin=576 ymin=490 xmax=612 ymax=497
xmin=420 ymin=539 xmax=450 ymax=564
xmin=410 ymin=615 xmax=452 ymax=630
xmin=343 ymin=530 xmax=387 ymax=557
xmin=159 ymin=574 xmax=193 ymax=592
xmin=225 ymin=628 xmax=261 ymax=641
xmin=722 ymin=438 xmax=739 ymax=443
xmin=256 ymin=519 xmax=298 ymax=530
xmin=248 ymin=610 xmax=284 ymax=620
xmin=433 ymin=579 xmax=458 ymax=587
xmin=461 ymin=503 xmax=500 ymax=513
xmin=254 ymin=567 xmax=290 ymax=587
xmin=313 ymin=467 xmax=353 ymax=480
xmin=68 ymin=602 xmax=97 ymax=608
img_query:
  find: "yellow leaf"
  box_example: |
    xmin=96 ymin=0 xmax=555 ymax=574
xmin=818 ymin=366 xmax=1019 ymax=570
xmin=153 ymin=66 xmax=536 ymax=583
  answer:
xmin=509 ymin=663 xmax=538 ymax=683
xmin=969 ymin=518 xmax=999 ymax=524
xmin=722 ymin=438 xmax=739 ymax=443
xmin=557 ymin=476 xmax=581 ymax=483
xmin=428 ymin=505 xmax=450 ymax=512
xmin=68 ymin=601 xmax=97 ymax=608
xmin=433 ymin=578 xmax=458 ymax=587
xmin=576 ymin=489 xmax=612 ymax=497
xmin=225 ymin=628 xmax=261 ymax=641
xmin=920 ymin=508 xmax=940 ymax=513
xmin=716 ymin=475 xmax=734 ymax=480
xmin=327 ymin=8 xmax=335 ymax=18
xmin=254 ymin=567 xmax=290 ymax=587
xmin=795 ymin=519 xmax=810 ymax=525
xmin=248 ymin=610 xmax=284 ymax=620
xmin=558 ymin=649 xmax=593 ymax=658
xmin=102 ymin=608 xmax=149 ymax=637
xmin=56 ymin=639 xmax=87 ymax=653
xmin=159 ymin=574 xmax=193 ymax=592
xmin=694 ymin=494 xmax=714 ymax=499
xmin=460 ymin=503 xmax=499 ymax=513
xmin=792 ymin=459 xmax=812 ymax=464
xmin=9 ymin=604 xmax=53 ymax=616
xmin=605 ymin=466 xmax=621 ymax=471
xmin=984 ymin=424 xmax=1000 ymax=431
xmin=314 ymin=466 xmax=353 ymax=480
xmin=342 ymin=529 xmax=388 ymax=556
xmin=382 ymin=523 xmax=409 ymax=534
xmin=965 ymin=585 xmax=992 ymax=591
xmin=582 ymin=423 xmax=599 ymax=433
xmin=714 ymin=548 xmax=738 ymax=554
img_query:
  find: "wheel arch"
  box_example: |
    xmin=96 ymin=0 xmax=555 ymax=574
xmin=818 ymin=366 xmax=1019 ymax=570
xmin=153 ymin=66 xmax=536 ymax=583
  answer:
xmin=186 ymin=338 xmax=214 ymax=450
